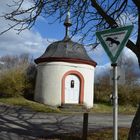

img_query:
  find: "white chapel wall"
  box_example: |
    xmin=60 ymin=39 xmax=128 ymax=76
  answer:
xmin=34 ymin=61 xmax=95 ymax=108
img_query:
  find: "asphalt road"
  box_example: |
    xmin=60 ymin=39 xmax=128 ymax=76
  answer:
xmin=0 ymin=104 xmax=134 ymax=140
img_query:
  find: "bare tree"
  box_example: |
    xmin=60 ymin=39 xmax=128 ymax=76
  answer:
xmin=0 ymin=53 xmax=30 ymax=70
xmin=1 ymin=0 xmax=139 ymax=59
xmin=1 ymin=0 xmax=140 ymax=139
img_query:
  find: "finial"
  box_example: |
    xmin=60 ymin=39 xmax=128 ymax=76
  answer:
xmin=64 ymin=5 xmax=72 ymax=40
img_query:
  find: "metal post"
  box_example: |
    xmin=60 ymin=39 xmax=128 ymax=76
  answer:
xmin=111 ymin=63 xmax=118 ymax=140
xmin=82 ymin=113 xmax=88 ymax=140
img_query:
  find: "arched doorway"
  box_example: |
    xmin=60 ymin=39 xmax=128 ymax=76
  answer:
xmin=65 ymin=74 xmax=80 ymax=103
xmin=62 ymin=70 xmax=84 ymax=104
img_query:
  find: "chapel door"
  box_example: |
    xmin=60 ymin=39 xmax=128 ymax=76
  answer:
xmin=65 ymin=74 xmax=80 ymax=104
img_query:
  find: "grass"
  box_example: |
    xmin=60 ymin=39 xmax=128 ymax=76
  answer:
xmin=91 ymin=103 xmax=137 ymax=114
xmin=38 ymin=127 xmax=129 ymax=140
xmin=0 ymin=97 xmax=60 ymax=113
xmin=88 ymin=127 xmax=129 ymax=140
xmin=0 ymin=97 xmax=137 ymax=114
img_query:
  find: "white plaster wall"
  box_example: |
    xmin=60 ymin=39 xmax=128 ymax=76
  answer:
xmin=34 ymin=62 xmax=95 ymax=108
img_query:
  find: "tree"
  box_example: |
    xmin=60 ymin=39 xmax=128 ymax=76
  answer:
xmin=0 ymin=53 xmax=30 ymax=70
xmin=0 ymin=54 xmax=36 ymax=98
xmin=1 ymin=0 xmax=140 ymax=139
xmin=1 ymin=0 xmax=139 ymax=60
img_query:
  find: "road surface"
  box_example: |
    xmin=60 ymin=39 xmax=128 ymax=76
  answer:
xmin=0 ymin=104 xmax=134 ymax=140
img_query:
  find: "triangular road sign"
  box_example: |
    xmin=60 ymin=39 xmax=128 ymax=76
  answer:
xmin=96 ymin=25 xmax=133 ymax=63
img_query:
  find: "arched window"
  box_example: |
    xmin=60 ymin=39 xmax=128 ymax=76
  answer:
xmin=71 ymin=80 xmax=74 ymax=88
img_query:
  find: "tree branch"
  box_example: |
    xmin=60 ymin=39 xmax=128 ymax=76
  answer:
xmin=132 ymin=0 xmax=140 ymax=8
xmin=90 ymin=0 xmax=137 ymax=54
xmin=91 ymin=0 xmax=118 ymax=28
xmin=136 ymin=9 xmax=140 ymax=47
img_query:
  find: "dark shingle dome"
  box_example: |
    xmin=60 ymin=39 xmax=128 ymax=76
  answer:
xmin=35 ymin=39 xmax=97 ymax=67
xmin=35 ymin=11 xmax=96 ymax=66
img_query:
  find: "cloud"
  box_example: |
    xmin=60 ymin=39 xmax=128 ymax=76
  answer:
xmin=0 ymin=24 xmax=50 ymax=58
xmin=93 ymin=46 xmax=139 ymax=78
xmin=118 ymin=47 xmax=138 ymax=65
xmin=95 ymin=63 xmax=111 ymax=77
xmin=0 ymin=0 xmax=139 ymax=78
xmin=0 ymin=0 xmax=54 ymax=59
xmin=0 ymin=28 xmax=53 ymax=58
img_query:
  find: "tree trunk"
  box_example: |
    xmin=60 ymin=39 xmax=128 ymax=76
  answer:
xmin=128 ymin=104 xmax=140 ymax=140
xmin=128 ymin=49 xmax=140 ymax=139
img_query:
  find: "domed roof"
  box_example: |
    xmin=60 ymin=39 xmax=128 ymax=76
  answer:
xmin=35 ymin=38 xmax=97 ymax=67
xmin=35 ymin=12 xmax=96 ymax=67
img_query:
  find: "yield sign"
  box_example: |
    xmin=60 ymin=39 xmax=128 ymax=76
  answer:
xmin=96 ymin=25 xmax=133 ymax=63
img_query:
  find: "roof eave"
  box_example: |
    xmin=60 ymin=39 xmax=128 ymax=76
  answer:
xmin=35 ymin=57 xmax=97 ymax=67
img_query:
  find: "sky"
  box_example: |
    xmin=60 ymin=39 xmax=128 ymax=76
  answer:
xmin=0 ymin=0 xmax=139 ymax=78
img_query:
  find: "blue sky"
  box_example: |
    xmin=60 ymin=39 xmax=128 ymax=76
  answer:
xmin=33 ymin=17 xmax=64 ymax=40
xmin=0 ymin=0 xmax=139 ymax=78
xmin=32 ymin=15 xmax=113 ymax=66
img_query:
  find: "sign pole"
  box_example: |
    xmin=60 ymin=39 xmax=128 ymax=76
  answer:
xmin=111 ymin=63 xmax=118 ymax=140
xmin=96 ymin=25 xmax=133 ymax=140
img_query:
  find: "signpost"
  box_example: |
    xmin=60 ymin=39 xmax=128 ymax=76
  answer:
xmin=96 ymin=25 xmax=133 ymax=140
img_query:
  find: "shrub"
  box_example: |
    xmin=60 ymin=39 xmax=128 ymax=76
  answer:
xmin=94 ymin=83 xmax=112 ymax=104
xmin=0 ymin=54 xmax=37 ymax=99
xmin=94 ymin=84 xmax=140 ymax=106
xmin=118 ymin=86 xmax=131 ymax=105
xmin=23 ymin=64 xmax=37 ymax=100
xmin=129 ymin=87 xmax=140 ymax=107
xmin=118 ymin=86 xmax=140 ymax=106
xmin=0 ymin=68 xmax=30 ymax=97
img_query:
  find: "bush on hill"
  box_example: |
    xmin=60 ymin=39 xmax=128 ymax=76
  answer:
xmin=0 ymin=54 xmax=36 ymax=99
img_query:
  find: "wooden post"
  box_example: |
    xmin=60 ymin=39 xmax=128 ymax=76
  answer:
xmin=82 ymin=113 xmax=88 ymax=140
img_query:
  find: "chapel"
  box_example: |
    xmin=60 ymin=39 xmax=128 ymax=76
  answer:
xmin=34 ymin=13 xmax=97 ymax=108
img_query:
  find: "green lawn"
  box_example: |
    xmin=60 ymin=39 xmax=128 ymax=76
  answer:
xmin=0 ymin=97 xmax=137 ymax=114
xmin=0 ymin=97 xmax=60 ymax=113
xmin=92 ymin=103 xmax=137 ymax=114
xmin=38 ymin=128 xmax=129 ymax=140
xmin=87 ymin=127 xmax=129 ymax=140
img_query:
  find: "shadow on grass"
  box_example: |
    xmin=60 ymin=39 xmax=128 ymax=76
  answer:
xmin=37 ymin=127 xmax=129 ymax=140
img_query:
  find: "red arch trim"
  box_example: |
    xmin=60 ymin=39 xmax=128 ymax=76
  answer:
xmin=61 ymin=70 xmax=84 ymax=104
